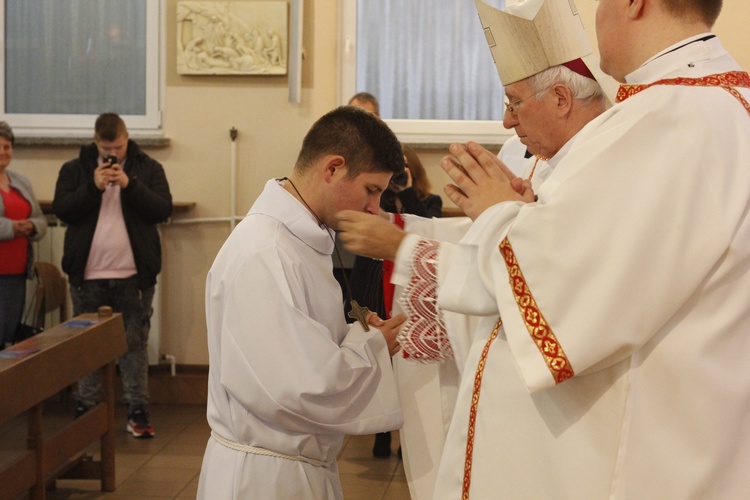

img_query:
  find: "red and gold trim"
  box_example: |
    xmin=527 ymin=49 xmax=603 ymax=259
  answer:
xmin=461 ymin=237 xmax=574 ymax=496
xmin=526 ymin=154 xmax=549 ymax=182
xmin=616 ymin=71 xmax=750 ymax=115
xmin=461 ymin=318 xmax=502 ymax=500
xmin=500 ymin=237 xmax=574 ymax=384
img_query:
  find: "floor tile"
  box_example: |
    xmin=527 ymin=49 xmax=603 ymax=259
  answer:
xmin=110 ymin=479 xmax=186 ymax=497
xmin=143 ymin=453 xmax=204 ymax=470
xmin=175 ymin=478 xmax=200 ymax=498
xmin=340 ymin=473 xmax=390 ymax=499
xmin=125 ymin=467 xmax=200 ymax=483
xmin=2 ymin=400 xmax=412 ymax=499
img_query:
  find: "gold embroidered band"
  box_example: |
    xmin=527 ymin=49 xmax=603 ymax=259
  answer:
xmin=616 ymin=71 xmax=750 ymax=115
xmin=462 ymin=318 xmax=502 ymax=500
xmin=500 ymin=237 xmax=574 ymax=384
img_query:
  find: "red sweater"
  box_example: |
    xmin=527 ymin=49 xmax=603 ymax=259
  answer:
xmin=0 ymin=186 xmax=31 ymax=274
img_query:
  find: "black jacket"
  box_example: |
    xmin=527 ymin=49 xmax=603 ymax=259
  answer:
xmin=53 ymin=140 xmax=172 ymax=289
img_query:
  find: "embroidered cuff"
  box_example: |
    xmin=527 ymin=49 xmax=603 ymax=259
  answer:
xmin=397 ymin=238 xmax=454 ymax=363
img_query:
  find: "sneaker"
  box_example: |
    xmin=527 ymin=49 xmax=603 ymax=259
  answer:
xmin=126 ymin=408 xmax=155 ymax=438
xmin=74 ymin=401 xmax=91 ymax=419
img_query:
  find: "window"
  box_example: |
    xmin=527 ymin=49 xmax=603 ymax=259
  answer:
xmin=338 ymin=0 xmax=512 ymax=145
xmin=0 ymin=0 xmax=162 ymax=136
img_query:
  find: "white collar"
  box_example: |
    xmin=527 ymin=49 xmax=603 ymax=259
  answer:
xmin=625 ymin=34 xmax=722 ymax=84
xmin=249 ymin=179 xmax=335 ymax=255
xmin=546 ymin=132 xmax=578 ymax=170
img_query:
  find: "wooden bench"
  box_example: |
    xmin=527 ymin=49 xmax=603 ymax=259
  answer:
xmin=0 ymin=311 xmax=127 ymax=499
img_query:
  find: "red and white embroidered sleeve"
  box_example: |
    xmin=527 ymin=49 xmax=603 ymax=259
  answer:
xmin=397 ymin=238 xmax=454 ymax=363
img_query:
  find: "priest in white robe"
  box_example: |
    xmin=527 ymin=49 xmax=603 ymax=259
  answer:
xmin=383 ymin=3 xmax=610 ymax=497
xmin=197 ymin=107 xmax=406 ymax=500
xmin=340 ymin=0 xmax=750 ymax=497
xmin=392 ymin=72 xmax=607 ymax=500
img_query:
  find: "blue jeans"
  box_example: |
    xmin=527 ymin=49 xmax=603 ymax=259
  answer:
xmin=70 ymin=278 xmax=154 ymax=411
xmin=0 ymin=274 xmax=26 ymax=347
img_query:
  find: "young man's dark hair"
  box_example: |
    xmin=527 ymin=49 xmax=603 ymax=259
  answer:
xmin=94 ymin=112 xmax=128 ymax=142
xmin=295 ymin=106 xmax=404 ymax=179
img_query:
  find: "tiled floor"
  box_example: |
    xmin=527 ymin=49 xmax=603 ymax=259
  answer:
xmin=0 ymin=400 xmax=409 ymax=499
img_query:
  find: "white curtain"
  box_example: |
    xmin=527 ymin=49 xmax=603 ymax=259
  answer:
xmin=356 ymin=0 xmax=505 ymax=121
xmin=5 ymin=0 xmax=147 ymax=115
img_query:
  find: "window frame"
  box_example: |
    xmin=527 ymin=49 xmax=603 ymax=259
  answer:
xmin=0 ymin=0 xmax=165 ymax=137
xmin=337 ymin=0 xmax=512 ymax=146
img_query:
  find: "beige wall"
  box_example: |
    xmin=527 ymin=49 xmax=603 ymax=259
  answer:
xmin=9 ymin=1 xmax=750 ymax=365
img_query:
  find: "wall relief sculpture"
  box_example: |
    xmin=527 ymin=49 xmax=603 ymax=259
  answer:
xmin=177 ymin=1 xmax=287 ymax=75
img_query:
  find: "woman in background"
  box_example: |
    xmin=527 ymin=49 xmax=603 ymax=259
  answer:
xmin=382 ymin=144 xmax=442 ymax=218
xmin=0 ymin=121 xmax=47 ymax=347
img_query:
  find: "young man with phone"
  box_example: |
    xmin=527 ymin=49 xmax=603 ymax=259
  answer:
xmin=53 ymin=112 xmax=172 ymax=438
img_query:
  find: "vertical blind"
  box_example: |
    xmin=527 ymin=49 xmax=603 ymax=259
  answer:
xmin=356 ymin=0 xmax=505 ymax=121
xmin=5 ymin=0 xmax=147 ymax=116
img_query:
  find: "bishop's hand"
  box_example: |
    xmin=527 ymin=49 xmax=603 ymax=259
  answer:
xmin=336 ymin=210 xmax=406 ymax=262
xmin=441 ymin=141 xmax=528 ymax=220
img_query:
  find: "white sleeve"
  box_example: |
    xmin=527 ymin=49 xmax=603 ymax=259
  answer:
xmin=492 ymin=92 xmax=750 ymax=391
xmin=216 ymin=247 xmax=402 ymax=434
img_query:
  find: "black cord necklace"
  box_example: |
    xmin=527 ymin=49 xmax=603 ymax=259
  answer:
xmin=654 ymin=34 xmax=716 ymax=63
xmin=280 ymin=177 xmax=372 ymax=331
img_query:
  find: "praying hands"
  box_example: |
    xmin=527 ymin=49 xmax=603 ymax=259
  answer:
xmin=441 ymin=141 xmax=535 ymax=220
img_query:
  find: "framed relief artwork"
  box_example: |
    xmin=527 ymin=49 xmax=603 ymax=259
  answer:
xmin=177 ymin=1 xmax=287 ymax=75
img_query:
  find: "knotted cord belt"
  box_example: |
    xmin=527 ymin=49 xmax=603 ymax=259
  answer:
xmin=211 ymin=431 xmax=330 ymax=468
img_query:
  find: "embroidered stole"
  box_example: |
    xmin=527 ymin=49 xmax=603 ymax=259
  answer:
xmin=616 ymin=71 xmax=750 ymax=115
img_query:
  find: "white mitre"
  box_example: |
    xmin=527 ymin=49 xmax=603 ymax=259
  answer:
xmin=475 ymin=0 xmax=593 ymax=85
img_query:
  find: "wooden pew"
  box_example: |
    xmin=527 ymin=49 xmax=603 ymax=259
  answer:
xmin=0 ymin=311 xmax=127 ymax=499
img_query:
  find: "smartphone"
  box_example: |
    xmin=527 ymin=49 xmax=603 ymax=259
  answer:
xmin=102 ymin=155 xmax=117 ymax=168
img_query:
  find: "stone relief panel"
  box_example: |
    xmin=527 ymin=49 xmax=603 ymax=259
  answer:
xmin=177 ymin=1 xmax=287 ymax=75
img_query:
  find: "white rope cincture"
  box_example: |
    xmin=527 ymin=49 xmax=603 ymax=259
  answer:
xmin=211 ymin=431 xmax=330 ymax=468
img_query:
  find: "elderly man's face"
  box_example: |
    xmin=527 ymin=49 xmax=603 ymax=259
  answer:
xmin=502 ymin=79 xmax=559 ymax=158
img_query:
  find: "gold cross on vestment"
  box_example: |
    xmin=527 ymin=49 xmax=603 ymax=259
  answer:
xmin=348 ymin=300 xmax=371 ymax=331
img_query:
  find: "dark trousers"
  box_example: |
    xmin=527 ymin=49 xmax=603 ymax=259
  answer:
xmin=0 ymin=274 xmax=26 ymax=347
xmin=70 ymin=277 xmax=154 ymax=410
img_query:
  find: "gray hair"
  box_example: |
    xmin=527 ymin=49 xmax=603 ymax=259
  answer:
xmin=0 ymin=121 xmax=15 ymax=145
xmin=528 ymin=65 xmax=606 ymax=106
